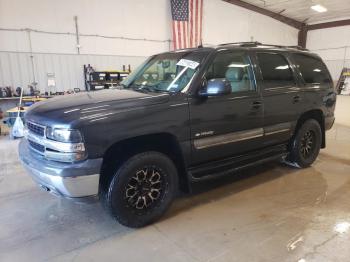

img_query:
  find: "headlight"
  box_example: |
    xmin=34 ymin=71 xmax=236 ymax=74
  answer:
xmin=46 ymin=128 xmax=83 ymax=143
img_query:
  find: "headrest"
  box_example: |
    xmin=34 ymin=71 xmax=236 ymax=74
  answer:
xmin=225 ymin=67 xmax=244 ymax=82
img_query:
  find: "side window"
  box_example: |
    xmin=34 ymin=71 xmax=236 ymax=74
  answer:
xmin=206 ymin=51 xmax=255 ymax=93
xmin=293 ymin=54 xmax=332 ymax=86
xmin=257 ymin=53 xmax=295 ymax=88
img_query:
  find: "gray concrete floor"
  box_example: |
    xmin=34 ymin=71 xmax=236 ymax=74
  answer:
xmin=1 ymin=96 xmax=350 ymax=262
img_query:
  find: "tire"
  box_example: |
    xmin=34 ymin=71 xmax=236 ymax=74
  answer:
xmin=106 ymin=151 xmax=178 ymax=228
xmin=288 ymin=119 xmax=322 ymax=168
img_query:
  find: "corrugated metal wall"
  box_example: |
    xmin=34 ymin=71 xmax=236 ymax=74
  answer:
xmin=0 ymin=51 xmax=146 ymax=93
xmin=307 ymin=26 xmax=350 ymax=82
xmin=314 ymin=47 xmax=350 ymax=81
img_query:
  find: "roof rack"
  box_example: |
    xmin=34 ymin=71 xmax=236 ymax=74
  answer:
xmin=286 ymin=45 xmax=309 ymax=51
xmin=218 ymin=41 xmax=262 ymax=47
xmin=218 ymin=42 xmax=309 ymax=51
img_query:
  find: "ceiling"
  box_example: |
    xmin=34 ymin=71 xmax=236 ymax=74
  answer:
xmin=240 ymin=0 xmax=350 ymax=23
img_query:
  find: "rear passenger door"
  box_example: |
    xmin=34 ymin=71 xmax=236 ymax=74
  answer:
xmin=253 ymin=51 xmax=301 ymax=146
xmin=291 ymin=53 xmax=336 ymax=126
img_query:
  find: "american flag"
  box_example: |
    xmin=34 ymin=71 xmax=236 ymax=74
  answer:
xmin=170 ymin=0 xmax=203 ymax=50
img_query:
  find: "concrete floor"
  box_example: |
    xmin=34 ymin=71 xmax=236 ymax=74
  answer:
xmin=1 ymin=96 xmax=350 ymax=262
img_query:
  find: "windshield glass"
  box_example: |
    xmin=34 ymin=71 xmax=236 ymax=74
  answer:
xmin=121 ymin=51 xmax=209 ymax=93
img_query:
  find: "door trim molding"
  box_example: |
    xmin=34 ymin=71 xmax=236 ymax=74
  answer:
xmin=264 ymin=122 xmax=292 ymax=136
xmin=193 ymin=122 xmax=292 ymax=150
xmin=194 ymin=128 xmax=264 ymax=149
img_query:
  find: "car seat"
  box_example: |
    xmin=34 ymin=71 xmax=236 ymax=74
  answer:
xmin=225 ymin=67 xmax=250 ymax=92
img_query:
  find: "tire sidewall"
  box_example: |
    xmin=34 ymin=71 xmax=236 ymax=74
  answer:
xmin=107 ymin=151 xmax=178 ymax=227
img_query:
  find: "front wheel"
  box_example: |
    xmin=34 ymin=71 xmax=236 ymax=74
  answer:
xmin=106 ymin=151 xmax=178 ymax=228
xmin=288 ymin=119 xmax=322 ymax=168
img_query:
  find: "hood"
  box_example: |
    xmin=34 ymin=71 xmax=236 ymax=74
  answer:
xmin=25 ymin=89 xmax=169 ymax=128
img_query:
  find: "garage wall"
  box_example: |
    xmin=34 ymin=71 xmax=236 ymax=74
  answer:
xmin=307 ymin=25 xmax=350 ymax=81
xmin=0 ymin=51 xmax=145 ymax=93
xmin=0 ymin=0 xmax=172 ymax=56
xmin=0 ymin=0 xmax=298 ymax=92
xmin=203 ymin=0 xmax=298 ymax=46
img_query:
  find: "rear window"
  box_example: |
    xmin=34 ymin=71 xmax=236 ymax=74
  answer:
xmin=292 ymin=54 xmax=332 ymax=86
xmin=257 ymin=53 xmax=295 ymax=88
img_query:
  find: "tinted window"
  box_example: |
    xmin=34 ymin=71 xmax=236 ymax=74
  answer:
xmin=206 ymin=51 xmax=255 ymax=93
xmin=257 ymin=53 xmax=295 ymax=88
xmin=293 ymin=54 xmax=332 ymax=85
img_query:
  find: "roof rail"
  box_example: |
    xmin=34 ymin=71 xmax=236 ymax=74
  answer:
xmin=254 ymin=43 xmax=309 ymax=51
xmin=218 ymin=41 xmax=262 ymax=47
xmin=217 ymin=42 xmax=309 ymax=51
xmin=286 ymin=45 xmax=309 ymax=51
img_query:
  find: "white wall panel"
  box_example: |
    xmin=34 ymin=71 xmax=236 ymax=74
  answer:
xmin=0 ymin=0 xmax=299 ymax=92
xmin=0 ymin=31 xmax=29 ymax=52
xmin=203 ymin=0 xmax=298 ymax=46
xmin=0 ymin=0 xmax=172 ymax=55
xmin=0 ymin=51 xmax=146 ymax=93
xmin=307 ymin=25 xmax=350 ymax=50
xmin=307 ymin=25 xmax=350 ymax=80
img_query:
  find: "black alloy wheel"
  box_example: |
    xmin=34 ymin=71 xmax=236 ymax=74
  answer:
xmin=300 ymin=130 xmax=316 ymax=159
xmin=106 ymin=151 xmax=178 ymax=228
xmin=125 ymin=166 xmax=164 ymax=211
xmin=288 ymin=119 xmax=322 ymax=168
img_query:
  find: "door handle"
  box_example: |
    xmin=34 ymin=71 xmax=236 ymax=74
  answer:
xmin=251 ymin=101 xmax=262 ymax=109
xmin=293 ymin=95 xmax=301 ymax=103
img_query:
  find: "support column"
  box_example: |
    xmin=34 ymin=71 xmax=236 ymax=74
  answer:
xmin=298 ymin=25 xmax=308 ymax=48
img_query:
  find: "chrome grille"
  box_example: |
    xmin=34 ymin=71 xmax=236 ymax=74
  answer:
xmin=28 ymin=139 xmax=45 ymax=153
xmin=27 ymin=121 xmax=45 ymax=137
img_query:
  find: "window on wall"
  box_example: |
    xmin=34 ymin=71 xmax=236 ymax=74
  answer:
xmin=206 ymin=51 xmax=255 ymax=93
xmin=257 ymin=53 xmax=295 ymax=88
xmin=292 ymin=54 xmax=332 ymax=86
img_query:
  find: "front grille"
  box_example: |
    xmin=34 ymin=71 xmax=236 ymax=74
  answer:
xmin=27 ymin=121 xmax=45 ymax=137
xmin=28 ymin=139 xmax=45 ymax=153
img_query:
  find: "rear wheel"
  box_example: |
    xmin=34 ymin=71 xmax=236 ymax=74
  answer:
xmin=288 ymin=119 xmax=322 ymax=168
xmin=106 ymin=151 xmax=178 ymax=228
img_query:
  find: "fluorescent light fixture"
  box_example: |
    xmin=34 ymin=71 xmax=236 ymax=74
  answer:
xmin=334 ymin=222 xmax=350 ymax=234
xmin=311 ymin=4 xmax=327 ymax=13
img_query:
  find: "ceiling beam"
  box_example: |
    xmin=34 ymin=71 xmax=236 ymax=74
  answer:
xmin=307 ymin=19 xmax=350 ymax=31
xmin=223 ymin=0 xmax=304 ymax=30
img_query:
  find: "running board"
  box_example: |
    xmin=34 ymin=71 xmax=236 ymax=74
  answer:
xmin=189 ymin=144 xmax=288 ymax=181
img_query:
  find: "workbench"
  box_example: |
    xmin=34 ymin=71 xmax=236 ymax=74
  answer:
xmin=0 ymin=96 xmax=49 ymax=112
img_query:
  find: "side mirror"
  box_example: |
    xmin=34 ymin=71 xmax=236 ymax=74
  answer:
xmin=198 ymin=78 xmax=231 ymax=97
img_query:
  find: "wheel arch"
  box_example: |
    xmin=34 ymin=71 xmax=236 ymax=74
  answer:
xmin=293 ymin=109 xmax=325 ymax=148
xmin=99 ymin=133 xmax=190 ymax=193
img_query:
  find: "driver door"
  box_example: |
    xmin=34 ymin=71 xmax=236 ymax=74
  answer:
xmin=189 ymin=49 xmax=264 ymax=165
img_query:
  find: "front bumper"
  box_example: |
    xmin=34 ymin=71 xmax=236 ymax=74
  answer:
xmin=325 ymin=116 xmax=335 ymax=130
xmin=19 ymin=139 xmax=103 ymax=198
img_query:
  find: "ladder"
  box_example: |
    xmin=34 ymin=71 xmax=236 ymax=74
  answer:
xmin=336 ymin=68 xmax=350 ymax=94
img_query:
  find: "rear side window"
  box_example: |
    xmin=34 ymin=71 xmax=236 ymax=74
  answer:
xmin=257 ymin=53 xmax=295 ymax=88
xmin=293 ymin=54 xmax=332 ymax=85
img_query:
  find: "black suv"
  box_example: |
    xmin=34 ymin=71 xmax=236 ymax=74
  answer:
xmin=19 ymin=42 xmax=336 ymax=227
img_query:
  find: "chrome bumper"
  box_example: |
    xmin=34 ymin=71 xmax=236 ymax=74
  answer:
xmin=19 ymin=139 xmax=102 ymax=198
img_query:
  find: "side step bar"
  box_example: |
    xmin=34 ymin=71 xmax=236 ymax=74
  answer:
xmin=188 ymin=144 xmax=288 ymax=181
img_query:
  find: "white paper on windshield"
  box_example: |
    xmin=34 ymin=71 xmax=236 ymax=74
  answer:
xmin=176 ymin=59 xmax=199 ymax=70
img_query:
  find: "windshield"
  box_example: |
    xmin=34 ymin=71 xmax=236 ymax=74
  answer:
xmin=121 ymin=51 xmax=209 ymax=93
